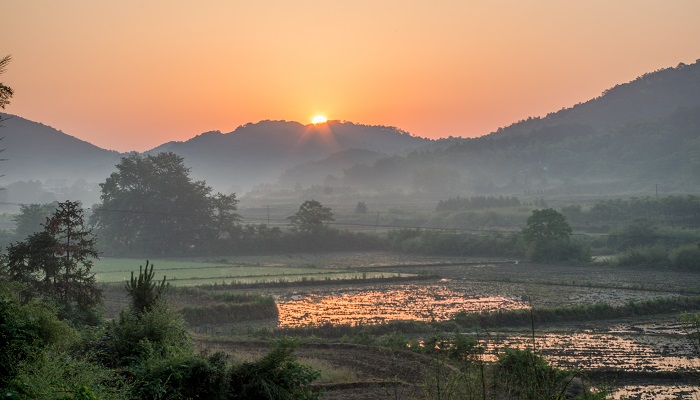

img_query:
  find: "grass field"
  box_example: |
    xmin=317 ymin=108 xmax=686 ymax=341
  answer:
xmin=94 ymin=257 xmax=406 ymax=286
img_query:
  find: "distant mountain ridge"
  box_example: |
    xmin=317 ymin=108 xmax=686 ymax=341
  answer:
xmin=492 ymin=60 xmax=700 ymax=136
xmin=336 ymin=59 xmax=700 ymax=197
xmin=148 ymin=120 xmax=429 ymax=191
xmin=2 ymin=58 xmax=700 ymax=203
xmin=0 ymin=113 xmax=121 ymax=183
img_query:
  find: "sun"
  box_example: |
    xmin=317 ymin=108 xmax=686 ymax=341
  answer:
xmin=312 ymin=115 xmax=327 ymax=124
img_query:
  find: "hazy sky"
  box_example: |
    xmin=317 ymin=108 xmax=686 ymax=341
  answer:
xmin=3 ymin=1 xmax=700 ymax=152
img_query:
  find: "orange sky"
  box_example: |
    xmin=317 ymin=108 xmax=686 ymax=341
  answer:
xmin=2 ymin=0 xmax=700 ymax=152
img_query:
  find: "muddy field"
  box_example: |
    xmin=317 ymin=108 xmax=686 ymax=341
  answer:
xmin=103 ymin=251 xmax=700 ymax=399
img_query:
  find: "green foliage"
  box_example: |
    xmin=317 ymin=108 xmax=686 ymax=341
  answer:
xmin=288 ymin=200 xmax=334 ymax=234
xmin=494 ymin=348 xmax=570 ymax=399
xmin=5 ymin=349 xmax=128 ymax=400
xmin=670 ymin=244 xmax=700 ymax=271
xmin=354 ymin=201 xmax=368 ymax=214
xmin=130 ymin=351 xmax=229 ymax=400
xmin=436 ymin=195 xmax=521 ymax=212
xmin=612 ymin=245 xmax=671 ymax=268
xmin=523 ymin=208 xmax=572 ymax=243
xmin=3 ymin=201 xmax=101 ymax=324
xmin=454 ymin=297 xmax=700 ymax=329
xmin=101 ymin=301 xmax=192 ymax=368
xmin=125 ymin=260 xmax=167 ymax=313
xmin=180 ymin=294 xmax=278 ymax=326
xmin=607 ymin=218 xmax=658 ymax=250
xmin=228 ymin=339 xmax=321 ymax=400
xmin=387 ymin=229 xmax=526 ymax=257
xmin=0 ymin=55 xmax=13 ymax=112
xmin=91 ymin=152 xmax=240 ymax=255
xmin=12 ymin=202 xmax=56 ymax=240
xmin=521 ymin=209 xmax=590 ymax=262
xmin=527 ymin=238 xmax=591 ymax=263
xmin=0 ymin=282 xmax=77 ymax=387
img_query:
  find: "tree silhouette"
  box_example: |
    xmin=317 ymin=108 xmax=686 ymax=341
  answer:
xmin=288 ymin=200 xmax=334 ymax=234
xmin=125 ymin=260 xmax=168 ymax=313
xmin=4 ymin=201 xmax=101 ymax=321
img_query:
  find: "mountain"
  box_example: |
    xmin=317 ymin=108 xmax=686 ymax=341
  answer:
xmin=336 ymin=60 xmax=700 ymax=197
xmin=148 ymin=120 xmax=429 ymax=192
xmin=0 ymin=113 xmax=121 ymax=182
xmin=492 ymin=60 xmax=700 ymax=136
xmin=278 ymin=148 xmax=389 ymax=188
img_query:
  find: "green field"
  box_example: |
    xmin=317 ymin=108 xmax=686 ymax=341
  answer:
xmin=94 ymin=257 xmax=406 ymax=286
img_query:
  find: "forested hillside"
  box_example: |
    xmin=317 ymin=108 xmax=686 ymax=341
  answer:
xmin=339 ymin=61 xmax=700 ymax=197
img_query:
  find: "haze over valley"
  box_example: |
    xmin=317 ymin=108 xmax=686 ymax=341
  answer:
xmin=2 ymin=59 xmax=700 ymax=207
xmin=3 ymin=2 xmax=700 ymax=399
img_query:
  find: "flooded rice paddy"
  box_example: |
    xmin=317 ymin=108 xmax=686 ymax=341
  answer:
xmin=276 ymin=283 xmax=528 ymax=327
xmin=482 ymin=332 xmax=698 ymax=371
xmin=273 ymin=276 xmax=700 ymax=398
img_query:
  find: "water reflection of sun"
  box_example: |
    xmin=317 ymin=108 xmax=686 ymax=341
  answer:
xmin=276 ymin=284 xmax=529 ymax=328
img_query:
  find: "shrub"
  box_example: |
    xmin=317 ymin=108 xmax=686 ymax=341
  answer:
xmin=527 ymin=238 xmax=591 ymax=263
xmin=0 ymin=284 xmax=77 ymax=387
xmin=130 ymin=351 xmax=229 ymax=400
xmin=612 ymin=245 xmax=670 ymax=268
xmin=670 ymin=244 xmax=700 ymax=271
xmin=6 ymin=349 xmax=128 ymax=400
xmin=228 ymin=339 xmax=321 ymax=400
xmin=100 ymin=301 xmax=192 ymax=368
xmin=494 ymin=348 xmax=568 ymax=399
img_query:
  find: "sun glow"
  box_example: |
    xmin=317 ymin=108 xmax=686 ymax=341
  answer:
xmin=312 ymin=115 xmax=327 ymax=124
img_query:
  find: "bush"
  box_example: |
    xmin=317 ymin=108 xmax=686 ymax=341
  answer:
xmin=612 ymin=245 xmax=670 ymax=268
xmin=100 ymin=301 xmax=192 ymax=368
xmin=670 ymin=244 xmax=700 ymax=271
xmin=130 ymin=351 xmax=229 ymax=400
xmin=494 ymin=348 xmax=569 ymax=400
xmin=228 ymin=339 xmax=321 ymax=400
xmin=0 ymin=284 xmax=78 ymax=387
xmin=6 ymin=349 xmax=128 ymax=400
xmin=527 ymin=239 xmax=591 ymax=263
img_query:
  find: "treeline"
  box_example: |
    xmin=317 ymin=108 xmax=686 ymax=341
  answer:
xmin=563 ymin=195 xmax=700 ymax=229
xmin=436 ymin=195 xmax=521 ymax=212
xmin=387 ymin=229 xmax=526 ymax=258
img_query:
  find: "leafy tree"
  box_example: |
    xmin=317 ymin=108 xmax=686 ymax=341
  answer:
xmin=0 ymin=54 xmax=13 ymax=123
xmin=91 ymin=152 xmax=240 ymax=254
xmin=3 ymin=201 xmax=101 ymax=322
xmin=228 ymin=339 xmax=320 ymax=400
xmin=355 ymin=201 xmax=368 ymax=214
xmin=288 ymin=200 xmax=334 ymax=234
xmin=12 ymin=203 xmax=56 ymax=240
xmin=522 ymin=208 xmax=572 ymax=242
xmin=0 ymin=54 xmax=13 ymax=130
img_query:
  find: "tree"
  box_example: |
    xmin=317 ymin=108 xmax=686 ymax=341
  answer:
xmin=12 ymin=203 xmax=57 ymax=241
xmin=355 ymin=201 xmax=368 ymax=214
xmin=288 ymin=200 xmax=334 ymax=234
xmin=91 ymin=152 xmax=240 ymax=254
xmin=522 ymin=208 xmax=572 ymax=242
xmin=522 ymin=208 xmax=590 ymax=262
xmin=125 ymin=260 xmax=167 ymax=313
xmin=3 ymin=201 xmax=101 ymax=321
xmin=0 ymin=54 xmax=13 ymax=125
